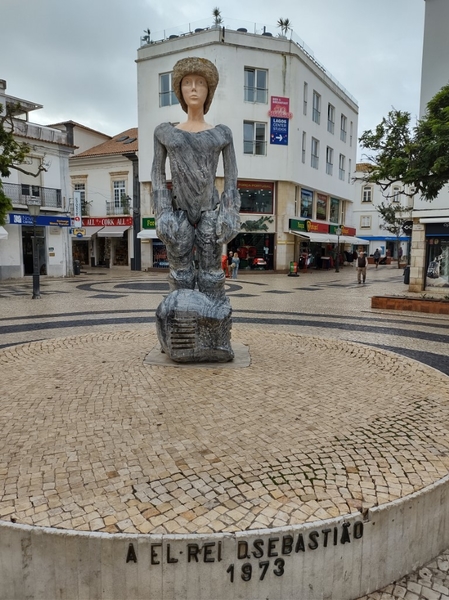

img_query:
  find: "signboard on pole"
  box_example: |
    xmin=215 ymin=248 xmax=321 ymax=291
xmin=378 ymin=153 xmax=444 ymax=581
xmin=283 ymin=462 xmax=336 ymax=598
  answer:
xmin=73 ymin=191 xmax=82 ymax=228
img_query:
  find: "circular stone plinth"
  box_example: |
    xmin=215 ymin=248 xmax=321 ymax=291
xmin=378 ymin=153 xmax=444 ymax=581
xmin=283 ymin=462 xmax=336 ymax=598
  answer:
xmin=1 ymin=329 xmax=449 ymax=535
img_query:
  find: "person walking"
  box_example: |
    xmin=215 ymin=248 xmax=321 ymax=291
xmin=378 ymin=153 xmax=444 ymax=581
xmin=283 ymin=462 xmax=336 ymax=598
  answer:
xmin=373 ymin=248 xmax=381 ymax=268
xmin=231 ymin=251 xmax=240 ymax=279
xmin=356 ymin=251 xmax=368 ymax=284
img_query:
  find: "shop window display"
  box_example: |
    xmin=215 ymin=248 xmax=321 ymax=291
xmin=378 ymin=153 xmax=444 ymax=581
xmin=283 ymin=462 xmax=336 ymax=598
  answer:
xmin=238 ymin=181 xmax=273 ymax=214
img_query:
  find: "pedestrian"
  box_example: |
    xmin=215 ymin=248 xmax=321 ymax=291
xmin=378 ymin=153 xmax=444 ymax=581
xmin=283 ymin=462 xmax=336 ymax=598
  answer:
xmin=231 ymin=252 xmax=240 ymax=279
xmin=356 ymin=251 xmax=368 ymax=284
xmin=227 ymin=251 xmax=233 ymax=277
xmin=221 ymin=254 xmax=229 ymax=277
xmin=373 ymin=248 xmax=380 ymax=269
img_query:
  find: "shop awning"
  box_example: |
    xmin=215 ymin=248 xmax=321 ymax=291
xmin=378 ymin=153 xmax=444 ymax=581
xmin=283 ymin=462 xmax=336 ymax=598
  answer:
xmin=0 ymin=226 xmax=8 ymax=240
xmin=289 ymin=231 xmax=369 ymax=245
xmin=137 ymin=229 xmax=158 ymax=239
xmin=97 ymin=226 xmax=130 ymax=238
xmin=339 ymin=235 xmax=370 ymax=245
xmin=71 ymin=226 xmax=104 ymax=239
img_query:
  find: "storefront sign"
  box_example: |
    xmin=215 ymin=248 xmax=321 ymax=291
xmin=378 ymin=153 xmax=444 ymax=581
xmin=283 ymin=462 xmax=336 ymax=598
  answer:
xmin=9 ymin=213 xmax=71 ymax=227
xmin=269 ymin=96 xmax=293 ymax=119
xmin=330 ymin=225 xmax=356 ymax=236
xmin=270 ymin=118 xmax=288 ymax=145
xmin=289 ymin=218 xmax=329 ymax=234
xmin=82 ymin=217 xmax=133 ymax=227
xmin=142 ymin=217 xmax=156 ymax=229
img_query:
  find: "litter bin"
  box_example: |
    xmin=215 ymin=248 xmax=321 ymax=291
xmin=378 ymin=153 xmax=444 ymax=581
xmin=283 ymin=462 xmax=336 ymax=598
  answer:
xmin=73 ymin=260 xmax=81 ymax=276
xmin=288 ymin=261 xmax=299 ymax=277
xmin=403 ymin=265 xmax=410 ymax=285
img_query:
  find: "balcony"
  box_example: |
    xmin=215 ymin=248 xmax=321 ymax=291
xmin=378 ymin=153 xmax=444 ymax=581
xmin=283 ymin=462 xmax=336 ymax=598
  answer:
xmin=3 ymin=182 xmax=62 ymax=209
xmin=106 ymin=198 xmax=131 ymax=216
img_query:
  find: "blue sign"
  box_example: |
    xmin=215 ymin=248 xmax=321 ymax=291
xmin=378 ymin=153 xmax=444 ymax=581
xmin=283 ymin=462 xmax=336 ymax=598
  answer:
xmin=9 ymin=213 xmax=71 ymax=227
xmin=270 ymin=117 xmax=289 ymax=145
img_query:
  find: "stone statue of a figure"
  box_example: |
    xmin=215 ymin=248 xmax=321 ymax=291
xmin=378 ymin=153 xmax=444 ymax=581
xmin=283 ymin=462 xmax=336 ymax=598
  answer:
xmin=152 ymin=57 xmax=241 ymax=362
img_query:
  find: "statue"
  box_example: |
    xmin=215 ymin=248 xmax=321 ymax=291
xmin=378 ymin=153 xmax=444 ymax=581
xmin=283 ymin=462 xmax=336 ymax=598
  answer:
xmin=151 ymin=57 xmax=241 ymax=362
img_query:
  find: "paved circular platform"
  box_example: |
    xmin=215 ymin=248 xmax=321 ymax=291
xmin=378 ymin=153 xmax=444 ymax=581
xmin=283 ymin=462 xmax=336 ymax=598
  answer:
xmin=1 ymin=328 xmax=449 ymax=535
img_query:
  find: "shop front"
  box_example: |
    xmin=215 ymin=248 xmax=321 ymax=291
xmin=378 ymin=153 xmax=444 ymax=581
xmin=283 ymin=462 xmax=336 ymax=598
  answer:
xmin=80 ymin=216 xmax=133 ymax=267
xmin=289 ymin=218 xmax=369 ymax=269
xmin=425 ymin=222 xmax=449 ymax=288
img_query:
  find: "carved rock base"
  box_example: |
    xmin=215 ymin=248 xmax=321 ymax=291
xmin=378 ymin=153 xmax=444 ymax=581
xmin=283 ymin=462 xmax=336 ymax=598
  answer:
xmin=155 ymin=289 xmax=234 ymax=363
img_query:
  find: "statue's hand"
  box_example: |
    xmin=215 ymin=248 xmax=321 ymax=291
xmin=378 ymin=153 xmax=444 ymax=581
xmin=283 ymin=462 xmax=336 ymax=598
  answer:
xmin=156 ymin=210 xmax=180 ymax=245
xmin=216 ymin=189 xmax=241 ymax=245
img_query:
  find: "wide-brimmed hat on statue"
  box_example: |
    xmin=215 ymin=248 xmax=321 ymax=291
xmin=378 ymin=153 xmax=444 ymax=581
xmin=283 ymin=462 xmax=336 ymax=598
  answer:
xmin=172 ymin=57 xmax=219 ymax=114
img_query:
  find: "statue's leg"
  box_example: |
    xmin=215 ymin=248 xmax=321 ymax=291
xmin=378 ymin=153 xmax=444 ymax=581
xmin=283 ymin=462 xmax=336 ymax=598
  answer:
xmin=196 ymin=209 xmax=226 ymax=300
xmin=165 ymin=210 xmax=195 ymax=291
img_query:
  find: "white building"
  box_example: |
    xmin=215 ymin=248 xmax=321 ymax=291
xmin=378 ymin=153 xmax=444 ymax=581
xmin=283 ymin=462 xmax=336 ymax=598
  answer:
xmin=353 ymin=163 xmax=412 ymax=260
xmin=410 ymin=0 xmax=449 ymax=291
xmin=0 ymin=79 xmax=74 ymax=280
xmin=136 ymin=23 xmax=362 ymax=271
xmin=69 ymin=129 xmax=138 ymax=268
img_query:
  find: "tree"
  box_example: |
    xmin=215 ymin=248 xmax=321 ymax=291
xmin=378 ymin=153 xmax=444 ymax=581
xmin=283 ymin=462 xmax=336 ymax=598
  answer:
xmin=277 ymin=18 xmax=292 ymax=37
xmin=0 ymin=102 xmax=47 ymax=225
xmin=212 ymin=7 xmax=223 ymax=28
xmin=376 ymin=201 xmax=409 ymax=268
xmin=359 ymin=83 xmax=449 ymax=202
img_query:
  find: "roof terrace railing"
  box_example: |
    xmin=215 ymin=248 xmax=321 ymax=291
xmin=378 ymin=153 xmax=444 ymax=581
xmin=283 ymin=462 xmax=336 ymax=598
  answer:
xmin=140 ymin=17 xmax=358 ymax=106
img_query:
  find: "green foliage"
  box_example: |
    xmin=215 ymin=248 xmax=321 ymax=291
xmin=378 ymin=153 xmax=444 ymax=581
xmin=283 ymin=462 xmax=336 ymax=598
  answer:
xmin=359 ymin=83 xmax=449 ymax=201
xmin=277 ymin=18 xmax=292 ymax=35
xmin=212 ymin=7 xmax=223 ymax=26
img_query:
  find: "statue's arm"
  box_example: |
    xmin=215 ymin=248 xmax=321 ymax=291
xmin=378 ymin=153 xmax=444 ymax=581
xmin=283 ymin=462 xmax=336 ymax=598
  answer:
xmin=216 ymin=132 xmax=241 ymax=244
xmin=151 ymin=130 xmax=178 ymax=243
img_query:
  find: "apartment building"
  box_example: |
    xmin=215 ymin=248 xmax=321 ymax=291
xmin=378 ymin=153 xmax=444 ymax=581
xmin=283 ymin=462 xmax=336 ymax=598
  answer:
xmin=136 ymin=23 xmax=361 ymax=271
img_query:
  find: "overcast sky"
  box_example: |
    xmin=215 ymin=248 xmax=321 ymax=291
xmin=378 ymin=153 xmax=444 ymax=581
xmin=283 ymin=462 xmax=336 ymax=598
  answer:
xmin=1 ymin=0 xmax=425 ymax=158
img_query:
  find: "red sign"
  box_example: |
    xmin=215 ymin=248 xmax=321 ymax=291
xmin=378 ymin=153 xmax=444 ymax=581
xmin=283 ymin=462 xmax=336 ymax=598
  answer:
xmin=82 ymin=217 xmax=133 ymax=227
xmin=238 ymin=181 xmax=274 ymax=191
xmin=305 ymin=219 xmax=329 ymax=234
xmin=269 ymin=96 xmax=293 ymax=119
xmin=342 ymin=225 xmax=356 ymax=236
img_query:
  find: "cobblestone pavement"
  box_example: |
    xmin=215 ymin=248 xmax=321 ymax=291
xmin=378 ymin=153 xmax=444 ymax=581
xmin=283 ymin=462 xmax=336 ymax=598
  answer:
xmin=1 ymin=264 xmax=449 ymax=599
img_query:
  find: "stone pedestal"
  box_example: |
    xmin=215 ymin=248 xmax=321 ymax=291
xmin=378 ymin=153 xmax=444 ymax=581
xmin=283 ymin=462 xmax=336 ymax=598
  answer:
xmin=156 ymin=289 xmax=234 ymax=363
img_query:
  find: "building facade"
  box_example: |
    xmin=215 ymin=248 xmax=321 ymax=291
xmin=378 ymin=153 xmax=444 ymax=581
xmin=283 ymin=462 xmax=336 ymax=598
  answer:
xmin=136 ymin=25 xmax=361 ymax=271
xmin=69 ymin=129 xmax=138 ymax=268
xmin=353 ymin=164 xmax=412 ymax=261
xmin=410 ymin=0 xmax=449 ymax=291
xmin=0 ymin=79 xmax=74 ymax=280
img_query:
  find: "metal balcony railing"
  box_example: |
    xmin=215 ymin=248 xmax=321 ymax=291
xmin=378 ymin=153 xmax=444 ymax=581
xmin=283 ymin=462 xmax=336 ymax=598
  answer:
xmin=3 ymin=182 xmax=62 ymax=209
xmin=106 ymin=201 xmax=131 ymax=216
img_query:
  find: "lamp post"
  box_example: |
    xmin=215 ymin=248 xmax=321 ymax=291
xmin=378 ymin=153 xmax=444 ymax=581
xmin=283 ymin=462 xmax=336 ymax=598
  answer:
xmin=335 ymin=226 xmax=342 ymax=273
xmin=28 ymin=200 xmax=41 ymax=299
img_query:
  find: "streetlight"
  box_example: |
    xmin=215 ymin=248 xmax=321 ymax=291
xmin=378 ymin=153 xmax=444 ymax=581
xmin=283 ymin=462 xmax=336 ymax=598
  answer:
xmin=335 ymin=226 xmax=342 ymax=273
xmin=27 ymin=200 xmax=41 ymax=299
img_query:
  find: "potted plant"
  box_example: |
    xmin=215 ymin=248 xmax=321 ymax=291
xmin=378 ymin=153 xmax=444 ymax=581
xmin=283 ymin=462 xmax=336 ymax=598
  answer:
xmin=212 ymin=7 xmax=223 ymax=28
xmin=277 ymin=18 xmax=292 ymax=38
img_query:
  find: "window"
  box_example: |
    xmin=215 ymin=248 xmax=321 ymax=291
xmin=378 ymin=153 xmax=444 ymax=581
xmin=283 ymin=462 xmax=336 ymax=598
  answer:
xmin=302 ymin=131 xmax=306 ymax=163
xmin=303 ymin=82 xmax=308 ymax=115
xmin=300 ymin=188 xmax=313 ymax=218
xmin=113 ymin=180 xmax=126 ymax=208
xmin=360 ymin=215 xmax=372 ymax=229
xmin=159 ymin=73 xmax=179 ymax=107
xmin=392 ymin=186 xmax=401 ymax=201
xmin=340 ymin=114 xmax=347 ymax=142
xmin=327 ymin=104 xmax=335 ymax=134
xmin=330 ymin=197 xmax=340 ymax=223
xmin=362 ymin=186 xmax=373 ymax=203
xmin=244 ymin=67 xmax=268 ymax=103
xmin=350 ymin=121 xmax=353 ymax=147
xmin=244 ymin=121 xmax=267 ymax=155
xmin=238 ymin=181 xmax=274 ymax=213
xmin=311 ymin=137 xmax=319 ymax=169
xmin=339 ymin=154 xmax=345 ymax=180
xmin=316 ymin=193 xmax=327 ymax=220
xmin=326 ymin=146 xmax=333 ymax=175
xmin=21 ymin=184 xmax=40 ymax=197
xmin=312 ymin=91 xmax=321 ymax=124
xmin=348 ymin=159 xmax=352 ymax=183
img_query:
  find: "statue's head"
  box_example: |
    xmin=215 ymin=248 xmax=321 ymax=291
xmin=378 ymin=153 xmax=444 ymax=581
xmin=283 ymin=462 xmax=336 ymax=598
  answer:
xmin=172 ymin=57 xmax=219 ymax=114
